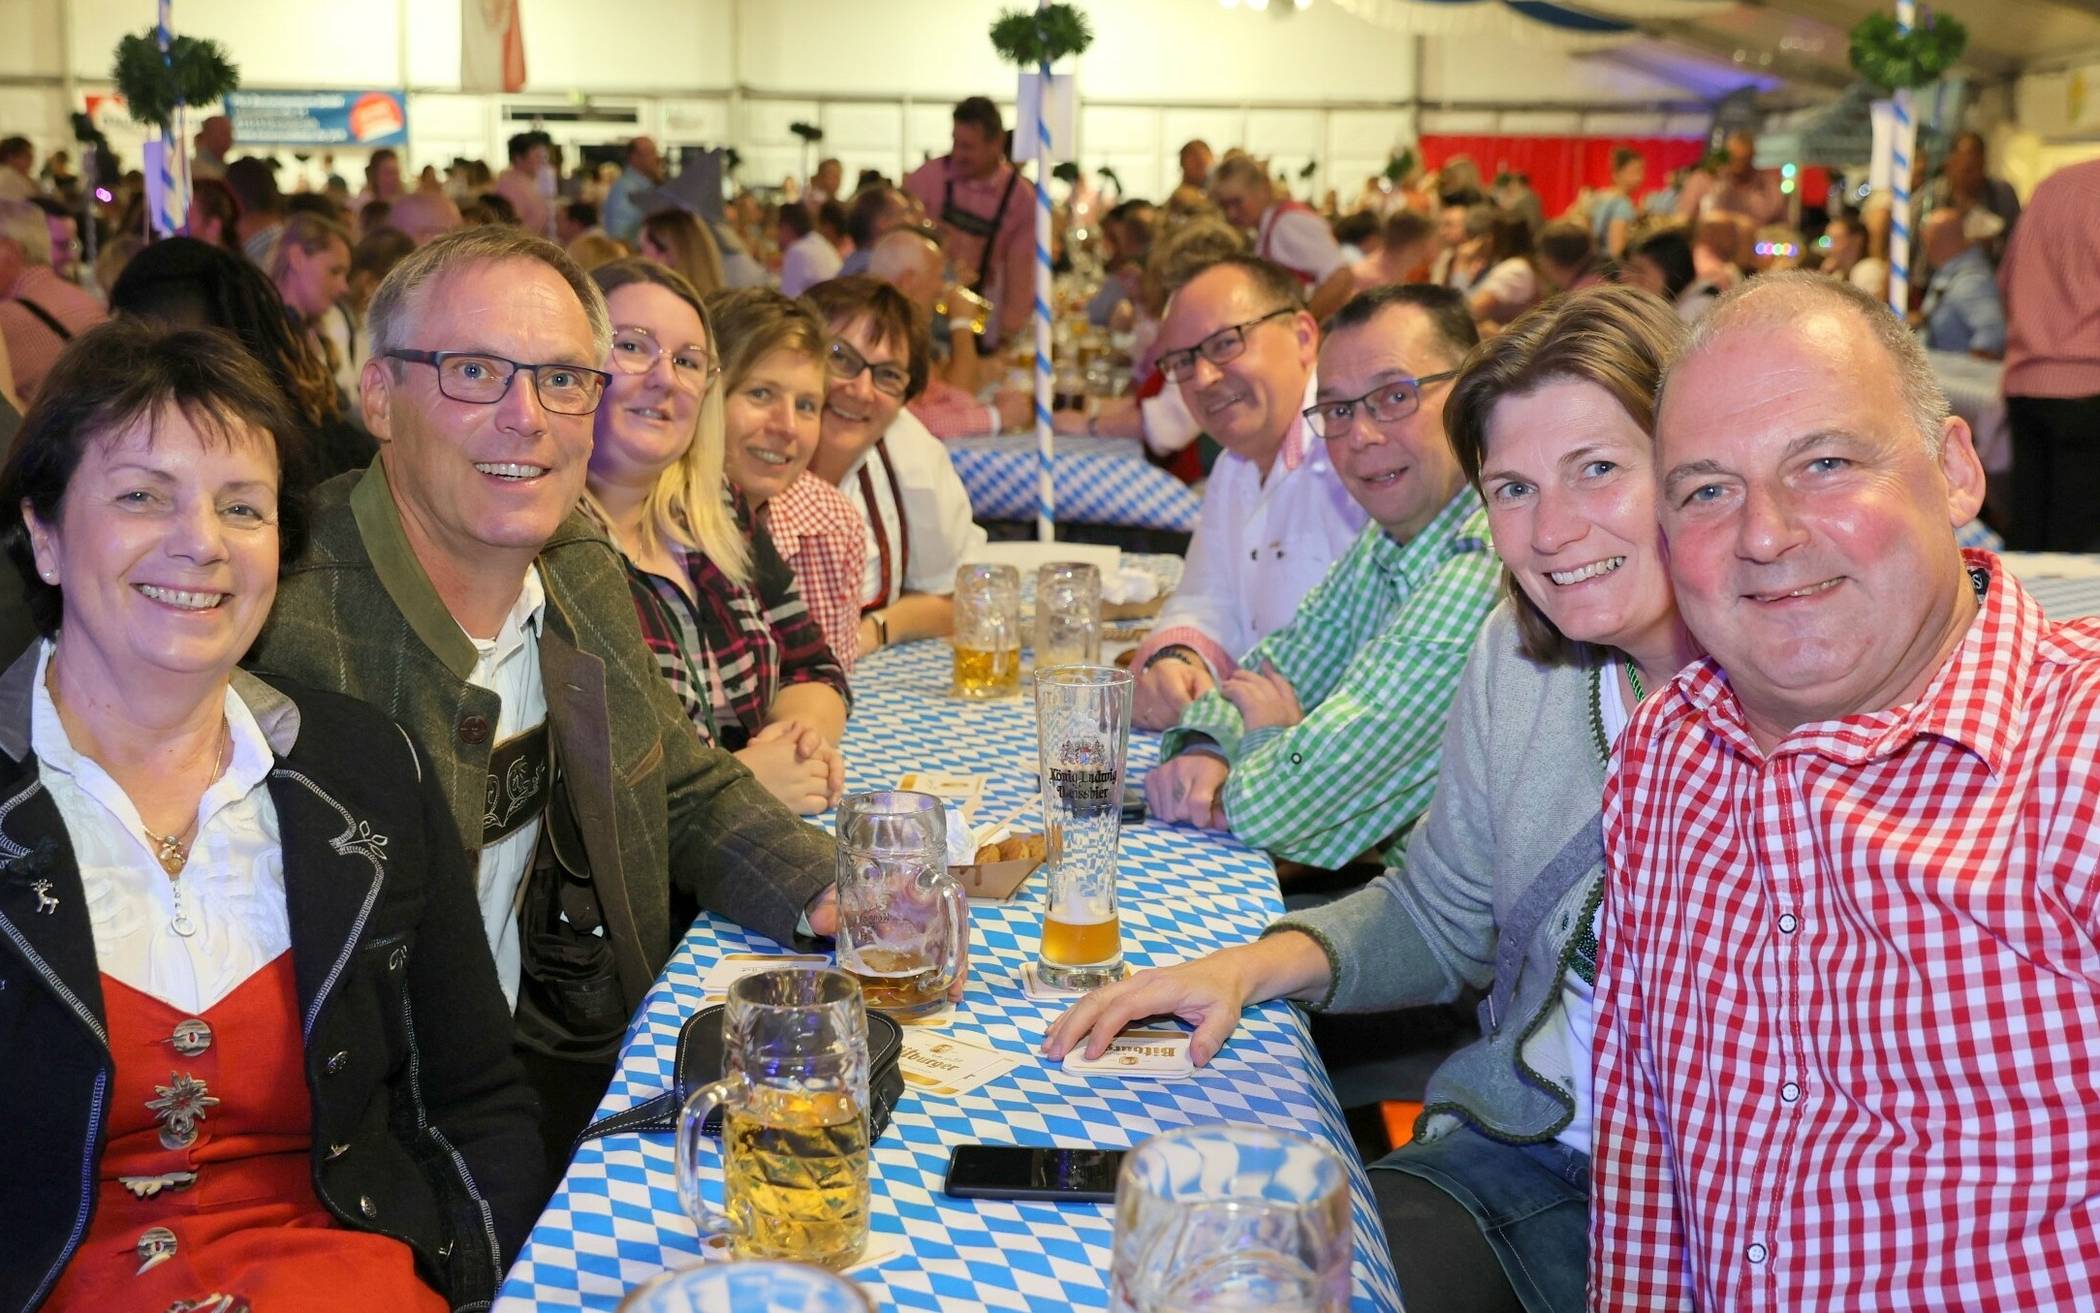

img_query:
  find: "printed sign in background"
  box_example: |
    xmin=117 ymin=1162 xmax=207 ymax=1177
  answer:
xmin=223 ymin=90 xmax=409 ymax=148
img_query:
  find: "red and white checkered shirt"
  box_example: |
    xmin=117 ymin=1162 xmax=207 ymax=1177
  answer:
xmin=762 ymin=472 xmax=868 ymax=672
xmin=1592 ymin=551 xmax=2100 ymax=1312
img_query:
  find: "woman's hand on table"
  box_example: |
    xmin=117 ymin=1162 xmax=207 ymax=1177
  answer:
xmin=1042 ymin=933 xmax=1331 ymax=1067
xmin=737 ymin=733 xmax=834 ymax=815
xmin=754 ymin=718 xmax=847 ymax=808
xmin=1219 ymin=661 xmax=1304 ymax=731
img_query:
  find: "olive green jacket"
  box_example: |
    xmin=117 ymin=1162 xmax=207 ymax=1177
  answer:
xmin=249 ymin=461 xmax=834 ymax=1018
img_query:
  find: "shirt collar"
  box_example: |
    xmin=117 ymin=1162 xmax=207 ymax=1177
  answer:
xmin=1369 ymin=488 xmax=1490 ymax=586
xmin=29 ymin=640 xmax=280 ymax=798
xmin=1278 ymin=368 xmax=1320 ymax=474
xmin=1670 ymin=550 xmax=2031 ymax=775
xmin=463 ymin=565 xmax=547 ymax=666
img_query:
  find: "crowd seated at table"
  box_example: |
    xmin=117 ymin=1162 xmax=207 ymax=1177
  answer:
xmin=4 ymin=80 xmax=2100 ymax=1313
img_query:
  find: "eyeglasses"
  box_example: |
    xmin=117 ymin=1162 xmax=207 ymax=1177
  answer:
xmin=1157 ymin=308 xmax=1296 ymax=382
xmin=384 ymin=349 xmax=612 ymax=416
xmin=609 ymin=327 xmax=719 ymax=394
xmin=826 ymin=338 xmax=912 ymax=399
xmin=1300 ymin=370 xmax=1461 ymax=439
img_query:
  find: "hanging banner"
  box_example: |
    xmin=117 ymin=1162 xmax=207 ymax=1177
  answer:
xmin=463 ymin=0 xmax=528 ymax=94
xmin=223 ymin=90 xmax=408 ymax=148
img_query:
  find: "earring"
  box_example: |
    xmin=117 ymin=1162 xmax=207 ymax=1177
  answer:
xmin=39 ymin=569 xmax=54 ymax=583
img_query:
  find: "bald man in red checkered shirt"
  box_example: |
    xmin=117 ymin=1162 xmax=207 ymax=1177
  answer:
xmin=1591 ymin=272 xmax=2100 ymax=1311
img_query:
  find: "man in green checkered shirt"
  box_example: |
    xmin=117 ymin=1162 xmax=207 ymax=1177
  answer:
xmin=1147 ymin=284 xmax=1500 ymax=871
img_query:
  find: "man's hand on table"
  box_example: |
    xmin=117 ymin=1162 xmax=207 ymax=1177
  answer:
xmin=1219 ymin=660 xmax=1303 ymax=731
xmin=1147 ymin=753 xmax=1230 ymax=831
xmin=799 ymin=886 xmax=971 ymax=1002
xmin=994 ymin=389 xmax=1033 ymax=432
xmin=1133 ymin=655 xmax=1214 ymax=730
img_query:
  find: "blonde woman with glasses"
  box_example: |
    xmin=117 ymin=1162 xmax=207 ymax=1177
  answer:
xmin=581 ymin=261 xmax=847 ymax=814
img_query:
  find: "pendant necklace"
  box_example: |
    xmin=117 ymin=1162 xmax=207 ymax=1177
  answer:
xmin=143 ymin=723 xmax=227 ymax=939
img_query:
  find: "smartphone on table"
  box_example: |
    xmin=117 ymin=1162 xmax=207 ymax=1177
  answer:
xmin=942 ymin=1144 xmax=1127 ymax=1204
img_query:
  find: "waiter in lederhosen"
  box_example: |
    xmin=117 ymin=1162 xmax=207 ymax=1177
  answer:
xmin=905 ymin=96 xmax=1037 ymax=349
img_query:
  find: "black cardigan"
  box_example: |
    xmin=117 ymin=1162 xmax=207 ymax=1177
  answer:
xmin=0 ymin=655 xmax=542 ymax=1312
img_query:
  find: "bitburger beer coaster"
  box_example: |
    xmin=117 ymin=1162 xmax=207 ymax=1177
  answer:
xmin=1060 ymin=1028 xmax=1196 ymax=1079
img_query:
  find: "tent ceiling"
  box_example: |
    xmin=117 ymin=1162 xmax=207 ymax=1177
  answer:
xmin=1564 ymin=0 xmax=2100 ymax=98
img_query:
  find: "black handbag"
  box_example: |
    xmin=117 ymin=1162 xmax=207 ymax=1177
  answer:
xmin=573 ymin=1005 xmax=905 ymax=1150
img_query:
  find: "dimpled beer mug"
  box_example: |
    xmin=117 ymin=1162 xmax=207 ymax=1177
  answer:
xmin=677 ymin=969 xmax=870 ymax=1269
xmin=952 ymin=563 xmax=1022 ymax=699
xmin=1110 ymin=1125 xmax=1352 ymax=1313
xmin=834 ymin=790 xmax=967 ymax=1020
xmin=1034 ymin=562 xmax=1103 ymax=669
xmin=1034 ymin=664 xmax=1134 ymax=989
xmin=618 ymin=1261 xmax=874 ymax=1313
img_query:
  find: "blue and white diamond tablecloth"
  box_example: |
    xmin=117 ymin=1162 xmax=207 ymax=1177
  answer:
xmin=496 ymin=640 xmax=1403 ymax=1313
xmin=947 ymin=433 xmax=1202 ymax=533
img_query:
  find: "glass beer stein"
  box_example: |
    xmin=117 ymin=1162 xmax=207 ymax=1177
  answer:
xmin=833 ymin=791 xmax=967 ymax=1020
xmin=952 ymin=563 xmax=1022 ymax=699
xmin=677 ymin=969 xmax=871 ymax=1269
xmin=1034 ymin=665 xmax=1134 ymax=989
xmin=618 ymin=1261 xmax=874 ymax=1313
xmin=1034 ymin=562 xmax=1103 ymax=668
xmin=1110 ymin=1125 xmax=1352 ymax=1313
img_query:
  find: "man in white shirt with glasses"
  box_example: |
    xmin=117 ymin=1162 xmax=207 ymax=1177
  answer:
xmin=1128 ymin=255 xmax=1368 ymax=731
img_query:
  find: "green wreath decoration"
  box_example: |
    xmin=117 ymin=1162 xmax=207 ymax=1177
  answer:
xmin=1848 ymin=12 xmax=1967 ymax=92
xmin=112 ymin=30 xmax=239 ymax=133
xmin=989 ymin=4 xmax=1094 ymax=67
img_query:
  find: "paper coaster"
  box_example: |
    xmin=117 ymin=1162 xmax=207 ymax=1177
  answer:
xmin=1019 ymin=960 xmax=1129 ymax=1001
xmin=898 ymin=1031 xmax=1018 ymax=1096
xmin=1061 ymin=1028 xmax=1195 ymax=1079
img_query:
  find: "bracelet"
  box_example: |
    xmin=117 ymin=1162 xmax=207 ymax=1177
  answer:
xmin=1142 ymin=645 xmax=1201 ymax=672
xmin=1086 ymin=412 xmax=1100 ymax=438
xmin=871 ymin=611 xmax=889 ymax=649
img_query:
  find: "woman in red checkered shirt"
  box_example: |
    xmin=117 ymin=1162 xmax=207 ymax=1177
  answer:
xmin=581 ymin=260 xmax=850 ymax=814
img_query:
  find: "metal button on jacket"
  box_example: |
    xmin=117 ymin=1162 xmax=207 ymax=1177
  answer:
xmin=458 ymin=715 xmax=492 ymax=744
xmin=169 ymin=1018 xmax=213 ymax=1057
xmin=324 ymin=1051 xmax=349 ymax=1075
xmin=135 ymin=1225 xmax=178 ymax=1274
xmin=358 ymin=1195 xmax=379 ymax=1219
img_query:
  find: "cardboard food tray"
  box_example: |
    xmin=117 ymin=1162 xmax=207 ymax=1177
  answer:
xmin=950 ymin=854 xmax=1041 ymax=904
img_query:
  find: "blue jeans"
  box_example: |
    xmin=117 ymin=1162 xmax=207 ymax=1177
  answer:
xmin=1370 ymin=1124 xmax=1588 ymax=1313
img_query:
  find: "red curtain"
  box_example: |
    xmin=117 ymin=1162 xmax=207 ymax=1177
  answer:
xmin=1419 ymin=134 xmax=1830 ymax=222
xmin=1420 ymin=134 xmax=1707 ymax=220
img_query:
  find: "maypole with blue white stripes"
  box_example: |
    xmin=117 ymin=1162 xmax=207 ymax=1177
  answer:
xmin=989 ymin=3 xmax=1092 ymax=543
xmin=1032 ymin=35 xmax=1055 ymax=543
xmin=155 ymin=0 xmax=188 ymax=239
xmin=1886 ymin=0 xmax=1917 ymax=319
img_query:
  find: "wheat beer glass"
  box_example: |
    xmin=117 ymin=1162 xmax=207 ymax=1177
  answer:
xmin=1034 ymin=562 xmax=1103 ymax=668
xmin=1110 ymin=1125 xmax=1352 ymax=1313
xmin=618 ymin=1261 xmax=874 ymax=1313
xmin=952 ymin=563 xmax=1022 ymax=698
xmin=676 ymin=969 xmax=870 ymax=1269
xmin=1034 ymin=664 xmax=1133 ymax=989
xmin=833 ymin=790 xmax=966 ymax=1020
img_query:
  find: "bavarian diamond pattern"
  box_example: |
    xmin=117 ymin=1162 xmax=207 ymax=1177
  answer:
xmin=946 ymin=434 xmax=1202 ymax=532
xmin=497 ymin=639 xmax=1403 ymax=1312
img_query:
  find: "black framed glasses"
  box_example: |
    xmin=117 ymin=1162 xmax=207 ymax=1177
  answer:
xmin=608 ymin=327 xmax=719 ymax=395
xmin=825 ymin=338 xmax=912 ymax=399
xmin=1301 ymin=370 xmax=1461 ymax=439
xmin=384 ymin=349 xmax=613 ymax=416
xmin=1157 ymin=307 xmax=1297 ymax=382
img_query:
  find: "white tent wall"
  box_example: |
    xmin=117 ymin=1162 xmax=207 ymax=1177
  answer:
xmin=2 ymin=0 xmax=1725 ymax=198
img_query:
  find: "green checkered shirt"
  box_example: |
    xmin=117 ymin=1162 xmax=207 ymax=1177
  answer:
xmin=1160 ymin=490 xmax=1499 ymax=868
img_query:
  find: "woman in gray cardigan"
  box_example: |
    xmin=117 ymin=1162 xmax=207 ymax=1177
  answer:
xmin=1046 ymin=287 xmax=1697 ymax=1313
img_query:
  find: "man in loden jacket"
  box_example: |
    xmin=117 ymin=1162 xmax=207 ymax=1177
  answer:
xmin=250 ymin=227 xmax=840 ymax=1188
